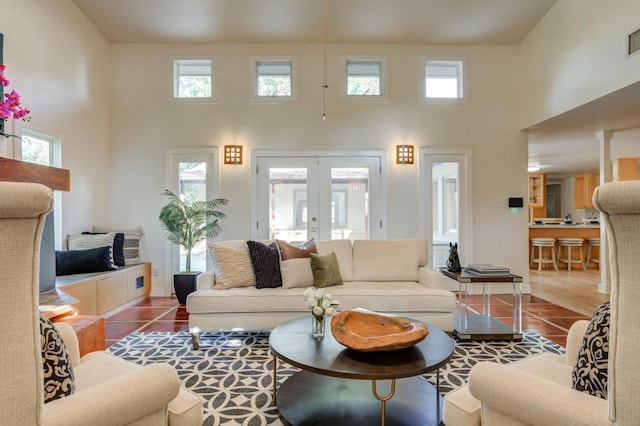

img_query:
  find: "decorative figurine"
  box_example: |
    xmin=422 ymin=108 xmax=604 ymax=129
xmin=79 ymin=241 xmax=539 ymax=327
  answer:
xmin=446 ymin=242 xmax=462 ymax=272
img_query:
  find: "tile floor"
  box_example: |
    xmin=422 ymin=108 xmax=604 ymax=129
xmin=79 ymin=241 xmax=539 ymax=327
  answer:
xmin=105 ymin=294 xmax=590 ymax=349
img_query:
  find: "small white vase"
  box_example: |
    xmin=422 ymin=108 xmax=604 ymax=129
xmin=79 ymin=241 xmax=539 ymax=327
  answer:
xmin=312 ymin=314 xmax=325 ymax=339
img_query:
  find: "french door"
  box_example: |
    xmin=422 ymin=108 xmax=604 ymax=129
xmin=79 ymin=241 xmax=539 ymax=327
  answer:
xmin=420 ymin=149 xmax=473 ymax=268
xmin=253 ymin=152 xmax=386 ymax=241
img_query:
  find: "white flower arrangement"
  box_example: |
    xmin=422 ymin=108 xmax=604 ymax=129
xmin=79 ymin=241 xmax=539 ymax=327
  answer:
xmin=303 ymin=287 xmax=340 ymax=319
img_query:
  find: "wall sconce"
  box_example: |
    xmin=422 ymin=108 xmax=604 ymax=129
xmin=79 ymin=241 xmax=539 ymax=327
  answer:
xmin=224 ymin=145 xmax=243 ymax=165
xmin=396 ymin=145 xmax=414 ymax=165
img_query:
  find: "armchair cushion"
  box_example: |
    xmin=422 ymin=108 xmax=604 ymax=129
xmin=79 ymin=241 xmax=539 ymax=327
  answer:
xmin=572 ymin=301 xmax=610 ymax=399
xmin=40 ymin=314 xmax=75 ymax=403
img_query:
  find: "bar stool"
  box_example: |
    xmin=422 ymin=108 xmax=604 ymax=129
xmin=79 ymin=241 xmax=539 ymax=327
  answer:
xmin=530 ymin=238 xmax=558 ymax=271
xmin=586 ymin=237 xmax=600 ymax=269
xmin=556 ymin=237 xmax=585 ymax=271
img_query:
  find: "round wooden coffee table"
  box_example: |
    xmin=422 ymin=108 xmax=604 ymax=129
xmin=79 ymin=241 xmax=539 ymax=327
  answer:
xmin=269 ymin=315 xmax=454 ymax=426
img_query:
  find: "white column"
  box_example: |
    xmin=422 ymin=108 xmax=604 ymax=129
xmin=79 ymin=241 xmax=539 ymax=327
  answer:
xmin=595 ymin=131 xmax=612 ymax=294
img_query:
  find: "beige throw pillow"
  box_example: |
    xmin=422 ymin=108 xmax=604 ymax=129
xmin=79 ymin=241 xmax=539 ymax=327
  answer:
xmin=209 ymin=243 xmax=256 ymax=289
xmin=280 ymin=258 xmax=315 ymax=289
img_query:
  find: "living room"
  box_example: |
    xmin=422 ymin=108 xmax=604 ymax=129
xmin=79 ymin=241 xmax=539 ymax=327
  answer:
xmin=2 ymin=1 xmax=640 ymax=424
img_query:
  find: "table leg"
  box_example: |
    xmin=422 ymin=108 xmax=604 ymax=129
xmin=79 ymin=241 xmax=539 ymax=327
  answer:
xmin=272 ymin=354 xmax=278 ymax=405
xmin=512 ymin=281 xmax=523 ymax=334
xmin=458 ymin=281 xmax=469 ymax=332
xmin=372 ymin=379 xmax=396 ymax=426
xmin=436 ymin=367 xmax=441 ymax=423
xmin=482 ymin=283 xmax=491 ymax=316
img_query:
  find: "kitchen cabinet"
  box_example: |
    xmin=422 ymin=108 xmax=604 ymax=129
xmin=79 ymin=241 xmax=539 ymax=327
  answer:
xmin=613 ymin=158 xmax=639 ymax=181
xmin=574 ymin=173 xmax=599 ymax=209
xmin=528 ymin=173 xmax=545 ymax=207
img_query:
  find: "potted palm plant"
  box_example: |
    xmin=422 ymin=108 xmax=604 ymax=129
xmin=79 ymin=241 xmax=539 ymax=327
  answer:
xmin=159 ymin=189 xmax=228 ymax=304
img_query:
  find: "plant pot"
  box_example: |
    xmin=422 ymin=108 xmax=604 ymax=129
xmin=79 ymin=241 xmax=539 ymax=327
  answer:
xmin=174 ymin=272 xmax=201 ymax=305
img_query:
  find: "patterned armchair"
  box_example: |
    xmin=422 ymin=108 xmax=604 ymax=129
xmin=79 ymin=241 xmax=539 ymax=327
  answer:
xmin=0 ymin=182 xmax=201 ymax=425
xmin=446 ymin=181 xmax=640 ymax=426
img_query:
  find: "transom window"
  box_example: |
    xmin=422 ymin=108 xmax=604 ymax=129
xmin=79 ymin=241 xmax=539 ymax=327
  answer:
xmin=172 ymin=58 xmax=214 ymax=101
xmin=346 ymin=60 xmax=382 ymax=96
xmin=254 ymin=59 xmax=294 ymax=98
xmin=424 ymin=60 xmax=464 ymax=100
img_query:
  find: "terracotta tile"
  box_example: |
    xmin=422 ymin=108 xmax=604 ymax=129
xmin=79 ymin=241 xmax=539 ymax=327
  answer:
xmin=477 ymin=304 xmax=536 ymax=318
xmin=157 ymin=307 xmax=189 ymax=321
xmin=544 ymin=335 xmax=568 ymax=347
xmin=131 ymin=297 xmax=179 ymax=308
xmin=547 ymin=317 xmax=590 ymax=330
xmin=520 ymin=317 xmax=568 ymax=335
xmin=523 ymin=304 xmax=584 ymax=318
xmin=140 ymin=322 xmax=190 ymax=332
xmin=105 ymin=321 xmax=144 ymax=340
xmin=105 ymin=307 xmax=171 ymax=321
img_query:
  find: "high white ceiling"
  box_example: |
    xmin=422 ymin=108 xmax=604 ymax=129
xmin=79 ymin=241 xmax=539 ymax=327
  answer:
xmin=72 ymin=0 xmax=640 ymax=176
xmin=72 ymin=0 xmax=557 ymax=45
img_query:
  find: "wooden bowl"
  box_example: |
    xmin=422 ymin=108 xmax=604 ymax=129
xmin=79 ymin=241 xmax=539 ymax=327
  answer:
xmin=330 ymin=310 xmax=429 ymax=352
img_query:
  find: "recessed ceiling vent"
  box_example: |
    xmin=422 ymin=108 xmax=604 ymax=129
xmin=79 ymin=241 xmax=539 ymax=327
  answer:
xmin=628 ymin=28 xmax=640 ymax=57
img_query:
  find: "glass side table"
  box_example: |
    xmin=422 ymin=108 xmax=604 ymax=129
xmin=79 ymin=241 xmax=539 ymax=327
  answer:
xmin=440 ymin=268 xmax=523 ymax=341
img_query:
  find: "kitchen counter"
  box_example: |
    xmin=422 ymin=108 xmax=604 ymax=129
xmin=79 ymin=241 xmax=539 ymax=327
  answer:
xmin=529 ymin=224 xmax=600 ymax=268
xmin=529 ymin=224 xmax=600 ymax=229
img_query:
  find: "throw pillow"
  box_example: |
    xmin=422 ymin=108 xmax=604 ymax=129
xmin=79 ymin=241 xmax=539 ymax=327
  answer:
xmin=92 ymin=226 xmax=143 ymax=265
xmin=67 ymin=232 xmax=117 ymax=269
xmin=209 ymin=243 xmax=256 ymax=289
xmin=572 ymin=301 xmax=610 ymax=399
xmin=247 ymin=240 xmax=282 ymax=289
xmin=310 ymin=252 xmax=343 ymax=288
xmin=82 ymin=232 xmax=125 ymax=266
xmin=276 ymin=238 xmax=317 ymax=260
xmin=56 ymin=246 xmax=116 ymax=276
xmin=280 ymin=258 xmax=315 ymax=289
xmin=40 ymin=313 xmax=75 ymax=403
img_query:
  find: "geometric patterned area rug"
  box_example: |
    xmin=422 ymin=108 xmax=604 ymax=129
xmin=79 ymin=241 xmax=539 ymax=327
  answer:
xmin=107 ymin=330 xmax=564 ymax=426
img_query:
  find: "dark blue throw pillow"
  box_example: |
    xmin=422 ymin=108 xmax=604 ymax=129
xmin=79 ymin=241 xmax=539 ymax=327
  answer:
xmin=56 ymin=246 xmax=116 ymax=276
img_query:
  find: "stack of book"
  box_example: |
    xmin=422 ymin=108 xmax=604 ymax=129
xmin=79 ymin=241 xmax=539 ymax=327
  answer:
xmin=464 ymin=264 xmax=511 ymax=275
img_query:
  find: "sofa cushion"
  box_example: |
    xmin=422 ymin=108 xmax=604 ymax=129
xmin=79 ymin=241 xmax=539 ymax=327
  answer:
xmin=572 ymin=301 xmax=610 ymax=399
xmin=277 ymin=238 xmax=317 ymax=260
xmin=316 ymin=239 xmax=353 ymax=282
xmin=82 ymin=232 xmax=126 ymax=266
xmin=67 ymin=232 xmax=117 ymax=269
xmin=55 ymin=246 xmax=116 ymax=276
xmin=209 ymin=243 xmax=256 ymax=289
xmin=280 ymin=257 xmax=314 ymax=289
xmin=40 ymin=313 xmax=75 ymax=403
xmin=352 ymin=239 xmax=427 ymax=282
xmin=187 ymin=281 xmax=455 ymax=315
xmin=328 ymin=282 xmax=456 ymax=313
xmin=247 ymin=240 xmax=282 ymax=289
xmin=310 ymin=252 xmax=343 ymax=288
xmin=92 ymin=225 xmax=143 ymax=265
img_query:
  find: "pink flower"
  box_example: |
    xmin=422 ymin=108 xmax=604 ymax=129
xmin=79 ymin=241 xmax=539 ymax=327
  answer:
xmin=0 ymin=65 xmax=31 ymax=123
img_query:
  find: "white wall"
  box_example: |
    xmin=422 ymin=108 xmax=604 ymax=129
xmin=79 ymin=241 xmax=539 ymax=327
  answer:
xmin=107 ymin=43 xmax=530 ymax=295
xmin=519 ymin=0 xmax=640 ymax=128
xmin=2 ymin=0 xmax=111 ymax=235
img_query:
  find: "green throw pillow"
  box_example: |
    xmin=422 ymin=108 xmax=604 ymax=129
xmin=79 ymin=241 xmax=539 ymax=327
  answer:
xmin=310 ymin=252 xmax=343 ymax=288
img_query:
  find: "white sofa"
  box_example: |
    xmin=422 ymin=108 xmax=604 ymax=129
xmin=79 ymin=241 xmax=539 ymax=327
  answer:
xmin=187 ymin=238 xmax=457 ymax=333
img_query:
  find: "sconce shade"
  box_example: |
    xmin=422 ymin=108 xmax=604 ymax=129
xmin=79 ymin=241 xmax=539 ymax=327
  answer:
xmin=224 ymin=145 xmax=243 ymax=165
xmin=396 ymin=145 xmax=414 ymax=165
